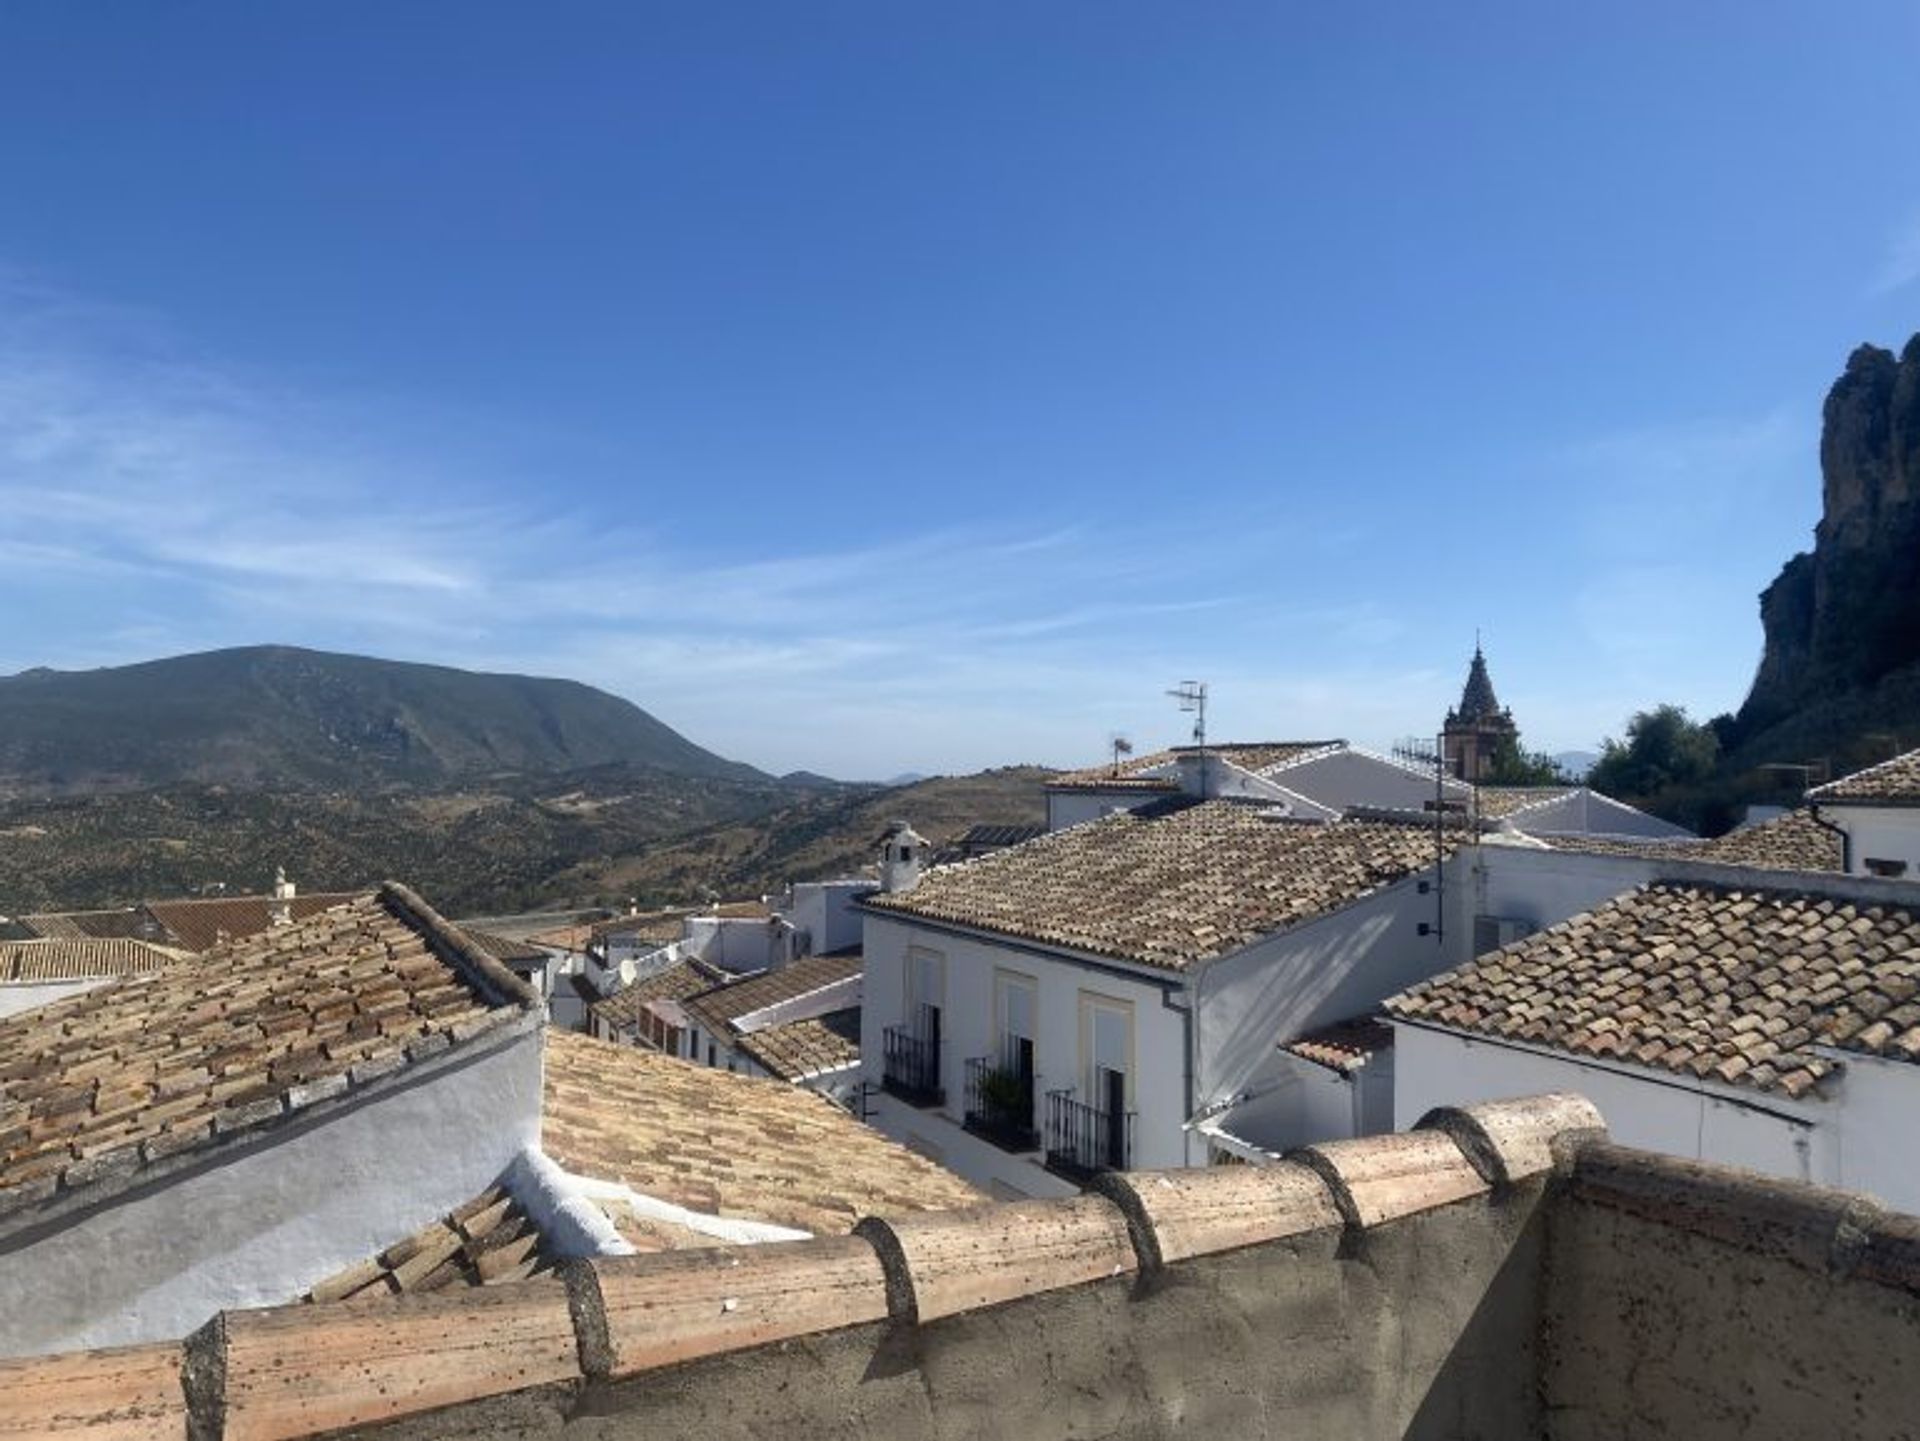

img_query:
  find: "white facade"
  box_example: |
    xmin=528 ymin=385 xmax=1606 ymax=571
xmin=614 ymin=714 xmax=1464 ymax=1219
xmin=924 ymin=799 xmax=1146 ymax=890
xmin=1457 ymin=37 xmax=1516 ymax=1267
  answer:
xmin=780 ymin=880 xmax=876 ymax=957
xmin=1820 ymin=804 xmax=1920 ymax=880
xmin=0 ymin=1024 xmax=544 ymax=1358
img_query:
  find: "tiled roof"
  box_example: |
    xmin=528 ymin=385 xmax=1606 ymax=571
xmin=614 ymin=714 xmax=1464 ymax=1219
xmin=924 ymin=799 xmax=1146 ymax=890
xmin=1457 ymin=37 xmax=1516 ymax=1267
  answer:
xmin=0 ymin=883 xmax=535 ymax=1211
xmin=734 ymin=1009 xmax=862 ymax=1082
xmin=1047 ymin=742 xmax=1342 ymax=792
xmin=305 ymin=1185 xmax=552 ymax=1302
xmin=542 ymin=1030 xmax=985 ymax=1235
xmin=1475 ymin=786 xmax=1578 ymax=820
xmin=678 ymin=951 xmax=863 ymax=1038
xmin=1694 ymin=811 xmax=1845 ymax=872
xmin=1047 ymin=750 xmax=1184 ymax=791
xmin=20 ymin=908 xmax=163 ymax=943
xmin=1282 ymin=1016 xmax=1395 ymax=1074
xmin=1387 ymin=881 xmax=1920 ymax=1097
xmin=588 ymin=954 xmax=730 ymax=1029
xmin=141 ymin=892 xmax=362 ymax=954
xmin=0 ymin=938 xmax=184 ymax=982
xmin=462 ymin=929 xmax=551 ymax=967
xmin=1809 ymin=748 xmax=1920 ymax=805
xmin=1537 ymin=810 xmax=1843 ymax=873
xmin=867 ymin=801 xmax=1458 ymax=971
xmin=524 ymin=921 xmax=598 ymax=952
xmin=1195 ymin=742 xmax=1345 ymax=775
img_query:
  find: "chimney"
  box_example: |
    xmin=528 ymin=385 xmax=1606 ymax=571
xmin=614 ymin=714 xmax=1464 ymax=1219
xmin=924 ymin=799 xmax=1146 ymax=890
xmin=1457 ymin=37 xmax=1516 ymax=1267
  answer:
xmin=269 ymin=867 xmax=296 ymax=928
xmin=879 ymin=820 xmax=930 ymax=895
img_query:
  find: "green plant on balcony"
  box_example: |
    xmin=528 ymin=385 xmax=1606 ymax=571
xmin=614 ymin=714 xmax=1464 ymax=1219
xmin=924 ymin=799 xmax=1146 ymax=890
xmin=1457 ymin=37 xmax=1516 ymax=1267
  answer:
xmin=977 ymin=1064 xmax=1031 ymax=1118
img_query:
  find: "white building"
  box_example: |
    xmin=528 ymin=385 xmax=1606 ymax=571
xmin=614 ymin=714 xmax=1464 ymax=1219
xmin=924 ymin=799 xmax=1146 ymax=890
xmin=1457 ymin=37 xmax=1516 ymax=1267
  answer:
xmin=1386 ymin=865 xmax=1920 ymax=1212
xmin=858 ymin=791 xmax=1493 ymax=1198
xmin=1808 ymin=746 xmax=1920 ymax=880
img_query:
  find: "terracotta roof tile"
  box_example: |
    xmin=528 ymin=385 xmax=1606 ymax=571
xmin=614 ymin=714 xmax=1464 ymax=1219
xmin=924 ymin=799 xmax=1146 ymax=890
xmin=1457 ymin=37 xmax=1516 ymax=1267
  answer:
xmin=589 ymin=954 xmax=730 ymax=1029
xmin=1539 ymin=810 xmax=1843 ymax=873
xmin=1809 ymin=747 xmax=1920 ymax=805
xmin=678 ymin=951 xmax=862 ymax=1038
xmin=139 ymin=893 xmax=362 ymax=953
xmin=1282 ymin=1016 xmax=1395 ymax=1074
xmin=1388 ymin=881 xmax=1920 ymax=1095
xmin=1048 ymin=741 xmax=1342 ymax=792
xmin=542 ymin=1031 xmax=983 ymax=1235
xmin=0 ymin=884 xmax=534 ymax=1211
xmin=868 ymin=801 xmax=1458 ymax=970
xmin=20 ymin=908 xmax=168 ymax=943
xmin=304 ymin=1185 xmax=554 ymax=1302
xmin=0 ymin=939 xmax=185 ymax=982
xmin=734 ymin=1009 xmax=862 ymax=1082
xmin=460 ymin=929 xmax=550 ymax=967
xmin=1474 ymin=786 xmax=1579 ymax=820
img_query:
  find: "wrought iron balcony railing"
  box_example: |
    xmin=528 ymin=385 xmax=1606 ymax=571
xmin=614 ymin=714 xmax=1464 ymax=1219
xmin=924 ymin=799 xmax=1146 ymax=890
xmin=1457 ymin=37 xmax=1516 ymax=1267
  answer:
xmin=963 ymin=1053 xmax=1039 ymax=1153
xmin=1044 ymin=1087 xmax=1133 ymax=1182
xmin=882 ymin=1014 xmax=943 ymax=1108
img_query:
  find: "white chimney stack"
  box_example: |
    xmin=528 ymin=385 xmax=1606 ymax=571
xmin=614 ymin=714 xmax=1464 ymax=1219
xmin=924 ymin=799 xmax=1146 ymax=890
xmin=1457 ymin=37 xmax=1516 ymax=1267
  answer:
xmin=879 ymin=820 xmax=930 ymax=895
xmin=269 ymin=867 xmax=296 ymax=928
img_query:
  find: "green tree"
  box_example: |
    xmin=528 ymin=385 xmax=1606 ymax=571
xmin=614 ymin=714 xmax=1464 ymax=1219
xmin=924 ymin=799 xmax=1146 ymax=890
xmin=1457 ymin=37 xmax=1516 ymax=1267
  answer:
xmin=1481 ymin=733 xmax=1567 ymax=786
xmin=1589 ymin=704 xmax=1720 ymax=799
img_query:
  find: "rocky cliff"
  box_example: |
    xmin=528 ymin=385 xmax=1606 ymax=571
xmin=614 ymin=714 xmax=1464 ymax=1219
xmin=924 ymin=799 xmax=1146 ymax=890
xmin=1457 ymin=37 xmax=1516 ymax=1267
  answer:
xmin=1737 ymin=335 xmax=1920 ymax=744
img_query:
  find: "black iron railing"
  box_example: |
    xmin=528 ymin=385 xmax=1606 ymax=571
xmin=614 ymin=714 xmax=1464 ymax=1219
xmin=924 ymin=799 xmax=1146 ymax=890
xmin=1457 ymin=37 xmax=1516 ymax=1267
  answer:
xmin=964 ymin=1048 xmax=1039 ymax=1152
xmin=1045 ymin=1086 xmax=1133 ymax=1182
xmin=882 ymin=1007 xmax=943 ymax=1107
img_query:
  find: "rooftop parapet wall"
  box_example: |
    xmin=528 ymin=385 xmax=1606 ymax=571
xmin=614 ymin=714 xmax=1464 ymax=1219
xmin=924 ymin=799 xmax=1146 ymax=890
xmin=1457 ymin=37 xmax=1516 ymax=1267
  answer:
xmin=6 ymin=1093 xmax=1920 ymax=1440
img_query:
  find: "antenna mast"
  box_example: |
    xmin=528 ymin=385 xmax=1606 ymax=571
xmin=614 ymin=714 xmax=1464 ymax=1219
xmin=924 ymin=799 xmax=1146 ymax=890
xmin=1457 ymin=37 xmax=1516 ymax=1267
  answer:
xmin=1166 ymin=682 xmax=1207 ymax=751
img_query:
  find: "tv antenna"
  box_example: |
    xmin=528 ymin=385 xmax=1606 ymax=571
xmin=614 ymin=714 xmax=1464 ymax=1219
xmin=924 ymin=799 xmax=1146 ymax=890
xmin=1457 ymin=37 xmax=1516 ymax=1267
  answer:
xmin=1167 ymin=681 xmax=1208 ymax=750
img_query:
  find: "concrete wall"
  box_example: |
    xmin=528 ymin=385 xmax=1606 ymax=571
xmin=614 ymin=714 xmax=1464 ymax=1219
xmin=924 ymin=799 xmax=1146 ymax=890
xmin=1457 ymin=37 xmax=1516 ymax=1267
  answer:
xmin=1544 ymin=1147 xmax=1920 ymax=1440
xmin=0 ymin=1028 xmax=543 ymax=1358
xmin=357 ymin=1175 xmax=1554 ymax=1441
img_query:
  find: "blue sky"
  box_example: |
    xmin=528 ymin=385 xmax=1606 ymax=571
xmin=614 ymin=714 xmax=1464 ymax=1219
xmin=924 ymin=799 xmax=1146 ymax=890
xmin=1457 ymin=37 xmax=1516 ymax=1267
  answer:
xmin=1 ymin=4 xmax=1917 ymax=779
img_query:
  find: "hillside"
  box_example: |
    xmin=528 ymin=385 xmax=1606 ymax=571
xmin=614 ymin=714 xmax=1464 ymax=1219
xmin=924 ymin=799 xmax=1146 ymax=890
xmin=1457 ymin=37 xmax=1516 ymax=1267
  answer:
xmin=536 ymin=767 xmax=1053 ymax=903
xmin=0 ymin=766 xmax=1053 ymax=916
xmin=0 ymin=646 xmax=767 ymax=795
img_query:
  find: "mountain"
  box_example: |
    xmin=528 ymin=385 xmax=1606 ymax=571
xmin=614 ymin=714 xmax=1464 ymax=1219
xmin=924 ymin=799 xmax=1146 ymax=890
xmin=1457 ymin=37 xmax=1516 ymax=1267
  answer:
xmin=0 ymin=646 xmax=768 ymax=796
xmin=1731 ymin=335 xmax=1920 ymax=774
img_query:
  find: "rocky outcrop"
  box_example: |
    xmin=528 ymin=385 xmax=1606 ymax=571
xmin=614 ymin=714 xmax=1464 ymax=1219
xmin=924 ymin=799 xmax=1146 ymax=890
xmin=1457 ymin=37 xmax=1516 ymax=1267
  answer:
xmin=1739 ymin=336 xmax=1920 ymax=735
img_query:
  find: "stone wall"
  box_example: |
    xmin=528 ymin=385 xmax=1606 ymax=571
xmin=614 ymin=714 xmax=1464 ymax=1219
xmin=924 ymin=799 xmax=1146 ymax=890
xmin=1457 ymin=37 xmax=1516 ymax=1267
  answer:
xmin=9 ymin=1094 xmax=1920 ymax=1441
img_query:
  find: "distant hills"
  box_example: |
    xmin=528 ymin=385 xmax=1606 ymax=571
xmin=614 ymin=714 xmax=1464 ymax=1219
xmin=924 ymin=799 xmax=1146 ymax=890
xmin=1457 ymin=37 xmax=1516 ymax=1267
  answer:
xmin=0 ymin=646 xmax=767 ymax=796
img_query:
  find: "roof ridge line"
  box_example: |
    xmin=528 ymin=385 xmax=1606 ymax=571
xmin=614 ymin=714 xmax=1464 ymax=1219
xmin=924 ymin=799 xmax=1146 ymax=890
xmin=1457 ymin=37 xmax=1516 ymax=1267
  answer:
xmin=378 ymin=881 xmax=539 ymax=1010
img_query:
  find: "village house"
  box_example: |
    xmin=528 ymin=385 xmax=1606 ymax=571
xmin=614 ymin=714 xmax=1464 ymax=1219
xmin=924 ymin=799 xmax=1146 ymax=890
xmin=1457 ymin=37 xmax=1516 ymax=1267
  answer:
xmin=1806 ymin=743 xmax=1920 ymax=879
xmin=1385 ymin=861 xmax=1920 ymax=1212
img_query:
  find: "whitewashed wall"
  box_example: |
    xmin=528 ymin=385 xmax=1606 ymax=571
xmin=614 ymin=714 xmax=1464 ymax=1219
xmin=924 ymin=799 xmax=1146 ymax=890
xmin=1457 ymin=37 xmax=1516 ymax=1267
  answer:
xmin=1514 ymin=789 xmax=1693 ymax=838
xmin=0 ymin=1027 xmax=544 ymax=1358
xmin=1826 ymin=806 xmax=1920 ymax=878
xmin=1045 ymin=788 xmax=1166 ymax=831
xmin=860 ymin=914 xmax=1194 ymax=1182
xmin=1820 ymin=1049 xmax=1920 ymax=1212
xmin=1391 ymin=1023 xmax=1829 ymax=1184
xmin=0 ymin=978 xmax=110 ymax=1019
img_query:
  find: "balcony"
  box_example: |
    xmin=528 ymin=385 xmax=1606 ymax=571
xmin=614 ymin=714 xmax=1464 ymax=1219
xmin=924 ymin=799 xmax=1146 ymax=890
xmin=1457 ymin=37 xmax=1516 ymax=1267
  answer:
xmin=882 ymin=1015 xmax=944 ymax=1108
xmin=963 ymin=1053 xmax=1039 ymax=1153
xmin=1044 ymin=1087 xmax=1133 ymax=1183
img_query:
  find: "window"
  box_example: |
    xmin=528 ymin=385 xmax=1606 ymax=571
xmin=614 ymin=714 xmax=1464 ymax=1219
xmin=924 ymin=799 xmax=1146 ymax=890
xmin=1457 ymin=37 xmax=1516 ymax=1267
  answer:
xmin=1866 ymin=857 xmax=1908 ymax=878
xmin=995 ymin=969 xmax=1038 ymax=1079
xmin=1079 ymin=993 xmax=1133 ymax=1107
xmin=707 ymin=1043 xmax=716 ymax=1067
xmin=906 ymin=946 xmax=945 ymax=1038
